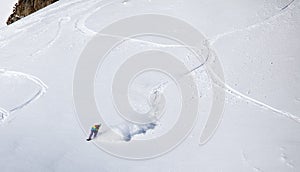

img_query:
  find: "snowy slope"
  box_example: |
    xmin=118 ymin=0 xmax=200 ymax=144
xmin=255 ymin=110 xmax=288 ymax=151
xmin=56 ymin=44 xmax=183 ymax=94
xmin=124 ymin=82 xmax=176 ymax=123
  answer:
xmin=0 ymin=0 xmax=300 ymax=171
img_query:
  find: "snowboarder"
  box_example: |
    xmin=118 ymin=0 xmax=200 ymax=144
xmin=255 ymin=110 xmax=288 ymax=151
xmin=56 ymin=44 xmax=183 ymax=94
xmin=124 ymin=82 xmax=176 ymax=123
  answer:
xmin=86 ymin=124 xmax=101 ymax=141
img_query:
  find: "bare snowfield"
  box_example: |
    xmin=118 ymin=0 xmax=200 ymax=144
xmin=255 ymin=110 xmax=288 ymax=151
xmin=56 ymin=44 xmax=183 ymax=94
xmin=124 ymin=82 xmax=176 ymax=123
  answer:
xmin=0 ymin=0 xmax=300 ymax=171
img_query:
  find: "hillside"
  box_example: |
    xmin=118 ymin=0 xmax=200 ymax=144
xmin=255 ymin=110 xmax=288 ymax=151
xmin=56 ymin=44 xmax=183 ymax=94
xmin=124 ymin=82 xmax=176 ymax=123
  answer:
xmin=0 ymin=0 xmax=299 ymax=171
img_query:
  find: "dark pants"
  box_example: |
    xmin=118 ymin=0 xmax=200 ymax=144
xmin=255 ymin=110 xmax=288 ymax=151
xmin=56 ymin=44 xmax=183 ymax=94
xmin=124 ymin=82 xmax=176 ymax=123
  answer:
xmin=88 ymin=130 xmax=98 ymax=140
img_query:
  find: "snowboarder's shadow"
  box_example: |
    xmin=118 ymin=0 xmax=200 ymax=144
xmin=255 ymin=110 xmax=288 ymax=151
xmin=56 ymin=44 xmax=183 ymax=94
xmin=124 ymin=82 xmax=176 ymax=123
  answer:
xmin=93 ymin=128 xmax=125 ymax=142
xmin=93 ymin=130 xmax=109 ymax=140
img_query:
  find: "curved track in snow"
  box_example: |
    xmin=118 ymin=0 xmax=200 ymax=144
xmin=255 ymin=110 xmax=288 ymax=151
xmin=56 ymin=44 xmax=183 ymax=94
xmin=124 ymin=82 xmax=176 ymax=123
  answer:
xmin=0 ymin=70 xmax=48 ymax=123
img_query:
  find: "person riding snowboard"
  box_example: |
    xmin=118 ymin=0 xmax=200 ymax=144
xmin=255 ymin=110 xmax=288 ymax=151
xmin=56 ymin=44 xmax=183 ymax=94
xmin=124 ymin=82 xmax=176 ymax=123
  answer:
xmin=86 ymin=124 xmax=101 ymax=141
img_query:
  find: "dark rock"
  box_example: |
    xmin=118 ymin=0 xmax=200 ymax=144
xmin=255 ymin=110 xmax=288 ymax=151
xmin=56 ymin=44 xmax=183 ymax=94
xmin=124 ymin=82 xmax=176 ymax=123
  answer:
xmin=6 ymin=0 xmax=59 ymax=25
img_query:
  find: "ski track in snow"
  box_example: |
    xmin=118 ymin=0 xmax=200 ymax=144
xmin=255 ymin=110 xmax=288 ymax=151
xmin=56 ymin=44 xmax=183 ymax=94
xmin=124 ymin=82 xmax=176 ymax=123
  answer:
xmin=204 ymin=0 xmax=300 ymax=124
xmin=208 ymin=66 xmax=300 ymax=124
xmin=0 ymin=70 xmax=48 ymax=124
xmin=279 ymin=146 xmax=296 ymax=169
xmin=74 ymin=0 xmax=119 ymax=36
xmin=242 ymin=148 xmax=296 ymax=171
xmin=241 ymin=151 xmax=264 ymax=172
xmin=208 ymin=0 xmax=299 ymax=45
xmin=0 ymin=107 xmax=9 ymax=122
xmin=281 ymin=0 xmax=296 ymax=10
xmin=30 ymin=17 xmax=71 ymax=56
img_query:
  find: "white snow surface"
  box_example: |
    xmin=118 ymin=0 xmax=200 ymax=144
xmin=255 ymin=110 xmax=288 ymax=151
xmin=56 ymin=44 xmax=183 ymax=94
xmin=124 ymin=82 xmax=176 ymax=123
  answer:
xmin=0 ymin=0 xmax=16 ymax=28
xmin=0 ymin=0 xmax=300 ymax=171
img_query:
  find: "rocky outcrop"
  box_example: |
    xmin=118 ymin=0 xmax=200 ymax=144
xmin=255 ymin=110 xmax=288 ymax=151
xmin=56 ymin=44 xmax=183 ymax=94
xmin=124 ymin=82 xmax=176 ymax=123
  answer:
xmin=6 ymin=0 xmax=58 ymax=25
